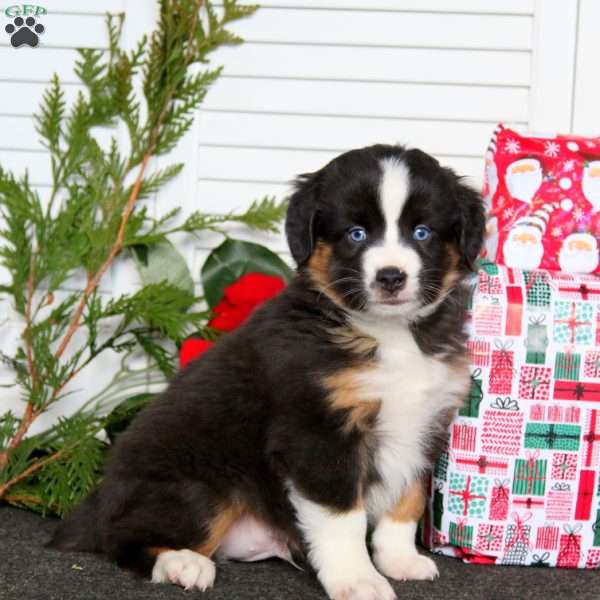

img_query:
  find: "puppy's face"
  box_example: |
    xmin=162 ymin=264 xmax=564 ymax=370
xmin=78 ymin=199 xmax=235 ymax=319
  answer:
xmin=285 ymin=145 xmax=485 ymax=319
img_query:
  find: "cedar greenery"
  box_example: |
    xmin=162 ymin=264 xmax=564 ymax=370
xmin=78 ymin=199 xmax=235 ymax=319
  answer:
xmin=0 ymin=0 xmax=286 ymax=515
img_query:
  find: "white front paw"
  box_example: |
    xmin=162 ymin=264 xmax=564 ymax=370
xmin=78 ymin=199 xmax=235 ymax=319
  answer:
xmin=151 ymin=549 xmax=216 ymax=591
xmin=321 ymin=569 xmax=397 ymax=600
xmin=374 ymin=550 xmax=439 ymax=582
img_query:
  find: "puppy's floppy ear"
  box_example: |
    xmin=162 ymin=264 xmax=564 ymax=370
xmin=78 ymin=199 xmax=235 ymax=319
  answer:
xmin=285 ymin=172 xmax=320 ymax=266
xmin=454 ymin=177 xmax=486 ymax=271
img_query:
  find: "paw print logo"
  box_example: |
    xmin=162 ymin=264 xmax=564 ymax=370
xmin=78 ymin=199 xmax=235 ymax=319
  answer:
xmin=5 ymin=16 xmax=45 ymax=48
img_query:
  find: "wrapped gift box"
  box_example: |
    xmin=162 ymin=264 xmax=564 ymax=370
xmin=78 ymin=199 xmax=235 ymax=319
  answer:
xmin=423 ymin=261 xmax=600 ymax=568
xmin=483 ymin=124 xmax=600 ymax=274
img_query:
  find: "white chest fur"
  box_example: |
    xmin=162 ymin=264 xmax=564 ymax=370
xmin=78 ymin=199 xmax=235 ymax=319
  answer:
xmin=350 ymin=317 xmax=468 ymax=522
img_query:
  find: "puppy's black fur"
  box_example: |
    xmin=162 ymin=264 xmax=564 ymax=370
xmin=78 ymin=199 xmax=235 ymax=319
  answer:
xmin=49 ymin=144 xmax=485 ymax=583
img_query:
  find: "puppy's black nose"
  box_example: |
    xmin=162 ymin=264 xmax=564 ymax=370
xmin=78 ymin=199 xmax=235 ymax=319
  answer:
xmin=375 ymin=267 xmax=407 ymax=293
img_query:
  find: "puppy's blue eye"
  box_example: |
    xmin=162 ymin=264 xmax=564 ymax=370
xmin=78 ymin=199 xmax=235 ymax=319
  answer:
xmin=348 ymin=226 xmax=367 ymax=243
xmin=413 ymin=225 xmax=431 ymax=242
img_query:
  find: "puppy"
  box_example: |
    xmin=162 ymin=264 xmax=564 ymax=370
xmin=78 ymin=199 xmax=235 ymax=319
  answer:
xmin=49 ymin=144 xmax=485 ymax=600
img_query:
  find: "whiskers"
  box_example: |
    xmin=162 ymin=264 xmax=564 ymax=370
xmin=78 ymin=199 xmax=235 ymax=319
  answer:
xmin=336 ymin=269 xmax=371 ymax=310
xmin=315 ymin=274 xmax=366 ymax=308
xmin=317 ymin=276 xmax=360 ymax=294
xmin=337 ymin=285 xmax=370 ymax=311
xmin=419 ymin=274 xmax=462 ymax=310
xmin=416 ymin=283 xmax=462 ymax=321
xmin=420 ymin=282 xmax=445 ymax=302
xmin=336 ymin=266 xmax=364 ymax=276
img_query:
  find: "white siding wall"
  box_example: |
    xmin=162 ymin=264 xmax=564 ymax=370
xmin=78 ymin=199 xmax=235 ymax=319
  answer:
xmin=0 ymin=0 xmax=597 ymax=423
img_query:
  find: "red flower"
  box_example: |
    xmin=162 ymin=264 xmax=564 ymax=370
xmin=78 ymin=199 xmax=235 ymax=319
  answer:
xmin=179 ymin=273 xmax=285 ymax=369
xmin=179 ymin=338 xmax=214 ymax=368
xmin=208 ymin=272 xmax=286 ymax=332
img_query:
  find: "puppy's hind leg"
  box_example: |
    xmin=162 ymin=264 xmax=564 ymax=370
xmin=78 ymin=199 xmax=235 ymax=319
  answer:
xmin=149 ymin=500 xmax=250 ymax=591
xmin=105 ymin=482 xmax=245 ymax=591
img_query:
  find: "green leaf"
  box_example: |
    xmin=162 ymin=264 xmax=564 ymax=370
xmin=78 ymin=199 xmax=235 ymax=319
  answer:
xmin=103 ymin=392 xmax=155 ymax=442
xmin=132 ymin=239 xmax=194 ymax=298
xmin=201 ymin=238 xmax=293 ymax=308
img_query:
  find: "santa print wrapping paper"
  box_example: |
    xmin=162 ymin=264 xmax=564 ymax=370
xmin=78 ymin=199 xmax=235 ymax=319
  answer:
xmin=423 ymin=261 xmax=600 ymax=568
xmin=483 ymin=124 xmax=600 ymax=274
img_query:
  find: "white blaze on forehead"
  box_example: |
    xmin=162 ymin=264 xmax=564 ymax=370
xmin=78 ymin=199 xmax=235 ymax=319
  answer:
xmin=360 ymin=157 xmax=422 ymax=315
xmin=379 ymin=158 xmax=410 ymax=243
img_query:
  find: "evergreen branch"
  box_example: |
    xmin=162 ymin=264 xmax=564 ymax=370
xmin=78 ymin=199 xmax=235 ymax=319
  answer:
xmin=126 ymin=164 xmax=184 ymax=203
xmin=104 ymin=284 xmax=207 ymax=340
xmin=40 ymin=324 xmax=135 ymax=412
xmin=52 ymin=154 xmax=151 ymax=361
xmin=24 ymin=253 xmax=39 ymax=387
xmin=134 ymin=333 xmax=177 ymax=378
xmin=0 ymin=0 xmax=266 ymax=513
xmin=0 ymin=168 xmax=34 ymax=314
xmin=125 ymin=197 xmax=288 ymax=246
xmin=0 ymin=403 xmax=34 ymax=472
xmin=0 ymin=448 xmax=66 ymax=499
xmin=0 ymin=351 xmax=26 ymax=378
xmin=224 ymin=196 xmax=288 ymax=233
xmin=36 ymin=416 xmax=106 ymax=514
xmin=0 ymin=253 xmax=39 ymax=472
xmin=34 ymin=74 xmax=65 ymax=153
xmin=0 ymin=160 xmax=145 ymax=464
xmin=1 ymin=400 xmax=35 ymax=472
xmin=53 ymin=1 xmax=204 ymax=363
xmin=4 ymin=493 xmax=43 ymax=506
xmin=0 ymin=414 xmax=107 ymax=511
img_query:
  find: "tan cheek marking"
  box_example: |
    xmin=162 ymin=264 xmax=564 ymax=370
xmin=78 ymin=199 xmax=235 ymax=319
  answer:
xmin=440 ymin=243 xmax=462 ymax=293
xmin=307 ymin=242 xmax=346 ymax=306
xmin=388 ymin=480 xmax=426 ymax=523
xmin=322 ymin=368 xmax=381 ymax=434
xmin=307 ymin=241 xmax=332 ymax=287
xmin=194 ymin=501 xmax=247 ymax=557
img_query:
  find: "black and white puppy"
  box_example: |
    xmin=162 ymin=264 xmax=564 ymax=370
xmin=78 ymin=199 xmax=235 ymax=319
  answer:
xmin=50 ymin=144 xmax=485 ymax=600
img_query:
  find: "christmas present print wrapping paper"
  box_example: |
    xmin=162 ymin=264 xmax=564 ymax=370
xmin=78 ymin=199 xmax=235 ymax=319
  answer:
xmin=423 ymin=262 xmax=600 ymax=568
xmin=483 ymin=124 xmax=600 ymax=274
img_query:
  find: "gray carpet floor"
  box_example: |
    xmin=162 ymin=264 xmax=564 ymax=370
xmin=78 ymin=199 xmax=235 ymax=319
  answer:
xmin=0 ymin=506 xmax=597 ymax=600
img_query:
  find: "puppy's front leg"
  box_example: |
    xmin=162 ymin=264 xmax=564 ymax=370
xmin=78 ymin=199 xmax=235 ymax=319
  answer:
xmin=290 ymin=491 xmax=396 ymax=600
xmin=372 ymin=480 xmax=439 ymax=581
